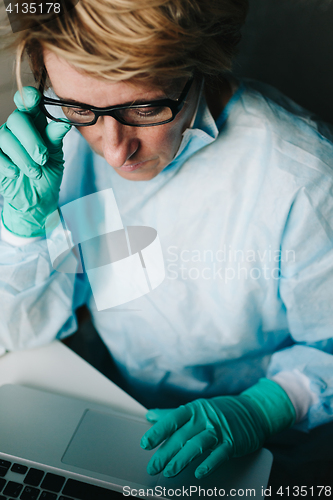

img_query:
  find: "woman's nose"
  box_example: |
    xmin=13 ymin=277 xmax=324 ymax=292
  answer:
xmin=101 ymin=116 xmax=139 ymax=168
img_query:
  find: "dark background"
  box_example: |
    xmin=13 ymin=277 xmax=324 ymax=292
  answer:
xmin=234 ymin=0 xmax=333 ymax=124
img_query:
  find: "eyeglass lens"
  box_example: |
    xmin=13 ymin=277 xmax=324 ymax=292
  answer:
xmin=43 ymin=102 xmax=173 ymax=125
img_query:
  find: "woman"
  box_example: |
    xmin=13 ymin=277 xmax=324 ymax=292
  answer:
xmin=1 ymin=0 xmax=333 ymax=485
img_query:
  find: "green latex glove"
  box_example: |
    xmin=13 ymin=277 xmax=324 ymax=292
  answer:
xmin=140 ymin=378 xmax=296 ymax=479
xmin=0 ymin=86 xmax=71 ymax=237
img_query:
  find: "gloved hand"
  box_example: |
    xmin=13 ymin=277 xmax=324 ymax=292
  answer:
xmin=0 ymin=86 xmax=71 ymax=237
xmin=141 ymin=378 xmax=296 ymax=479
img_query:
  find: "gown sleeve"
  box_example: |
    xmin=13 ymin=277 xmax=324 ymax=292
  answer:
xmin=0 ymin=129 xmax=91 ymax=353
xmin=267 ymin=172 xmax=333 ymax=431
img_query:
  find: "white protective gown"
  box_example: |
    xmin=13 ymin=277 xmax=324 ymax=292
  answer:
xmin=0 ymin=79 xmax=333 ymax=430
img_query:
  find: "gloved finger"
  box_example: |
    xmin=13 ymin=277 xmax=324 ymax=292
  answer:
xmin=149 ymin=428 xmax=218 ymax=477
xmin=146 ymin=418 xmax=207 ymax=475
xmin=194 ymin=441 xmax=233 ymax=479
xmin=141 ymin=405 xmax=191 ymax=450
xmin=0 ymin=125 xmax=42 ymax=179
xmin=44 ymin=121 xmax=72 ymax=151
xmin=14 ymin=87 xmax=48 ymax=135
xmin=7 ymin=110 xmax=48 ymax=166
xmin=14 ymin=87 xmax=41 ymax=116
xmin=146 ymin=409 xmax=175 ymax=424
xmin=0 ymin=150 xmax=20 ymax=178
xmin=162 ymin=430 xmax=218 ymax=478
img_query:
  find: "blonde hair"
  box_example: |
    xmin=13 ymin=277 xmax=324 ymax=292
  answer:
xmin=2 ymin=0 xmax=248 ymax=89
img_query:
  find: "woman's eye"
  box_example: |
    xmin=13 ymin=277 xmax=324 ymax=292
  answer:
xmin=120 ymin=105 xmax=171 ymax=124
xmin=134 ymin=107 xmax=164 ymax=117
xmin=139 ymin=107 xmax=163 ymax=116
xmin=63 ymin=107 xmax=92 ymax=117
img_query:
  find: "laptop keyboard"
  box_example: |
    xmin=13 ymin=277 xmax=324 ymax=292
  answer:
xmin=0 ymin=460 xmax=126 ymax=500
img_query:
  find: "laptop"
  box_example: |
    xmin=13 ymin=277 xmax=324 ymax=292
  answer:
xmin=0 ymin=384 xmax=273 ymax=500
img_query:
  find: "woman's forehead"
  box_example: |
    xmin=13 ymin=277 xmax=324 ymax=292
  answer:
xmin=43 ymin=50 xmax=184 ymax=106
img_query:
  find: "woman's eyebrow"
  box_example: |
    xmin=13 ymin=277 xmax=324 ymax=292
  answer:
xmin=55 ymin=95 xmax=86 ymax=105
xmin=53 ymin=92 xmax=169 ymax=107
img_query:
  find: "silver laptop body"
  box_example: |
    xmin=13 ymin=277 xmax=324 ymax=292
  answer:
xmin=0 ymin=384 xmax=273 ymax=499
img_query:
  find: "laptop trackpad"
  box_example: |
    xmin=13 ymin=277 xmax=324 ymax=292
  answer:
xmin=62 ymin=409 xmax=158 ymax=485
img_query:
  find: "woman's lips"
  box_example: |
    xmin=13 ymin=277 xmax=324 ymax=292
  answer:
xmin=118 ymin=160 xmax=149 ymax=172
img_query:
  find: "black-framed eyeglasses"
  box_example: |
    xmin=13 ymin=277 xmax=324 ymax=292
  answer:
xmin=38 ymin=76 xmax=194 ymax=127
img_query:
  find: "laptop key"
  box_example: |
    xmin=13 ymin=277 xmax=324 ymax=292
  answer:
xmin=41 ymin=473 xmax=65 ymax=493
xmin=0 ymin=460 xmax=11 ymax=468
xmin=0 ymin=496 xmax=6 ymax=500
xmin=20 ymin=486 xmax=40 ymax=500
xmin=0 ymin=478 xmax=5 ymax=491
xmin=59 ymin=497 xmax=74 ymax=500
xmin=3 ymin=480 xmax=23 ymax=497
xmin=11 ymin=464 xmax=28 ymax=474
xmin=40 ymin=491 xmax=58 ymax=499
xmin=0 ymin=466 xmax=8 ymax=477
xmin=23 ymin=468 xmax=44 ymax=486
